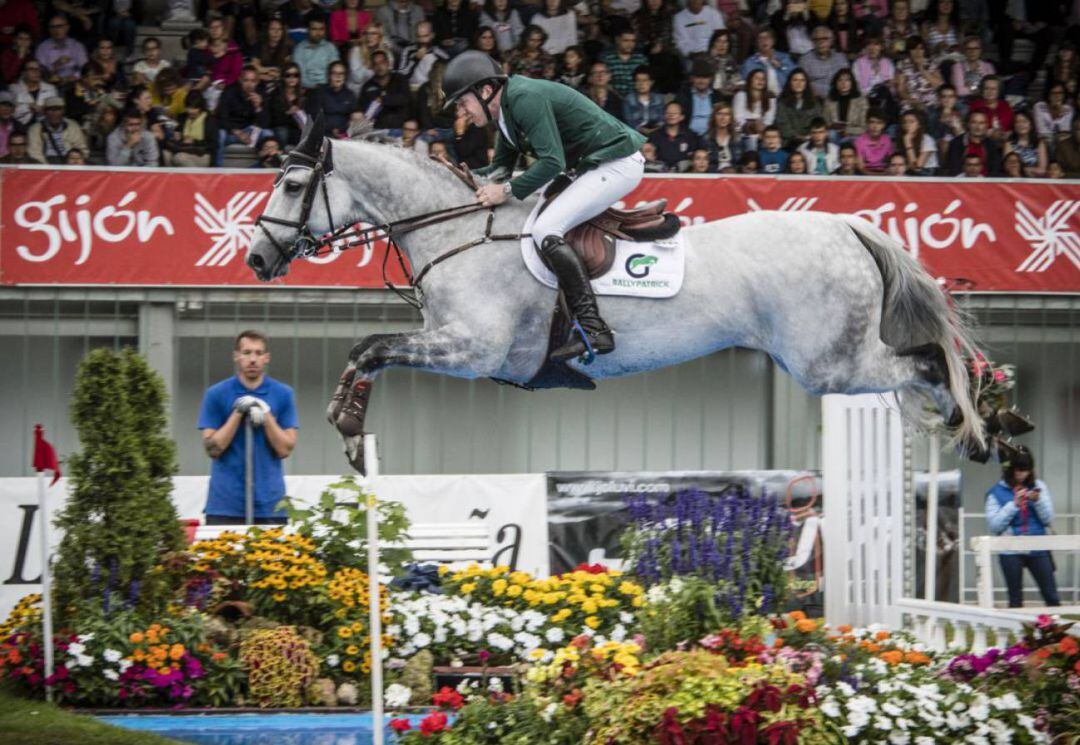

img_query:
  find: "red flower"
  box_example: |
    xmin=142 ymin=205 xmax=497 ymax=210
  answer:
xmin=731 ymin=706 xmax=760 ymax=745
xmin=573 ymin=562 xmax=608 ymax=574
xmin=431 ymin=686 xmax=465 ymax=710
xmin=762 ymin=721 xmax=802 ymax=745
xmin=562 ymin=688 xmax=583 ymax=709
xmin=389 ymin=718 xmax=412 ymax=733
xmin=746 ymin=683 xmax=783 ymax=713
xmin=655 ymin=707 xmax=685 ymax=745
xmin=419 ymin=710 xmax=448 ymax=735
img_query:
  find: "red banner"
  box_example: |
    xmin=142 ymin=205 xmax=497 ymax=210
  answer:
xmin=1 ymin=166 xmax=1078 ymax=291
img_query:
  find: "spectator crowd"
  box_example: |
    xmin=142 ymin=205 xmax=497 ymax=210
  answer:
xmin=1 ymin=0 xmax=1079 ymax=178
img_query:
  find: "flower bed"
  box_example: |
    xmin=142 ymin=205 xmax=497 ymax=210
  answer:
xmin=1 ymin=484 xmax=1076 ymax=743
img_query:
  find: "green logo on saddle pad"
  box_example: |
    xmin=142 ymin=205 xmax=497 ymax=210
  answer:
xmin=625 ymin=254 xmax=658 ymax=279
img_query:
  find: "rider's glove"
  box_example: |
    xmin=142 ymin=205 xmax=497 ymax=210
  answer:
xmin=233 ymin=395 xmax=271 ymax=427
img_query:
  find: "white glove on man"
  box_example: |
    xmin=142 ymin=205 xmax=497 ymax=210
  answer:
xmin=233 ymin=395 xmax=272 ymax=427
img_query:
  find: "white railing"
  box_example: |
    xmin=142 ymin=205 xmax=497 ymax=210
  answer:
xmin=959 ymin=512 xmax=1080 ymax=605
xmin=970 ymin=534 xmax=1080 ymax=608
xmin=894 ymin=597 xmax=1045 ymax=653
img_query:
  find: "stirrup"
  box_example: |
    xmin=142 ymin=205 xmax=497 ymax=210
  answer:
xmin=572 ymin=320 xmax=596 ymax=365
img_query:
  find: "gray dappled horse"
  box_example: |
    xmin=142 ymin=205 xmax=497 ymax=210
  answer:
xmin=248 ymin=116 xmax=984 ymax=474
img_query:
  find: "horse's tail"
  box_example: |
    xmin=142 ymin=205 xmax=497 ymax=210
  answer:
xmin=839 ymin=214 xmax=985 ymax=447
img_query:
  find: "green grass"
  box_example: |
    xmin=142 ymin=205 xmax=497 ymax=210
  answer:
xmin=0 ymin=687 xmax=188 ymax=745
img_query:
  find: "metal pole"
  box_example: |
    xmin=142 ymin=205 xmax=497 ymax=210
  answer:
xmin=245 ymin=417 xmax=254 ymax=525
xmin=924 ymin=434 xmax=940 ymax=601
xmin=37 ymin=471 xmax=55 ymax=703
xmin=364 ymin=434 xmax=384 ymax=745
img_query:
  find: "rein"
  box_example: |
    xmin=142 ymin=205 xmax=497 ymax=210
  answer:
xmin=262 ymin=141 xmax=524 ymax=310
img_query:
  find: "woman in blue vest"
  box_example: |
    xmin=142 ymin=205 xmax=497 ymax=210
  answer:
xmin=984 ymin=447 xmax=1060 ymax=608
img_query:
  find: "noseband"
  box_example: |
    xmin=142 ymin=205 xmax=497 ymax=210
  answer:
xmin=255 ymin=138 xmax=337 ymax=266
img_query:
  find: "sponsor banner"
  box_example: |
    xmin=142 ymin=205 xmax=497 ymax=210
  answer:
xmin=0 ymin=473 xmax=548 ymax=618
xmin=1 ymin=167 xmax=1077 ymax=291
xmin=545 ymin=470 xmax=819 ymax=575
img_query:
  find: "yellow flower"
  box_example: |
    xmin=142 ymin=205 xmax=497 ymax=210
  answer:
xmin=273 ymin=593 xmax=286 ymax=602
xmin=492 ymin=579 xmax=508 ymax=596
xmin=631 ymin=596 xmax=644 ymax=607
xmin=585 ymin=616 xmax=601 ymax=629
xmin=338 ymin=627 xmax=353 ymax=639
xmin=529 ymin=649 xmax=547 ymax=660
xmin=460 ymin=583 xmax=477 ymax=595
xmin=343 ymin=660 xmax=357 ymax=673
xmin=438 ymin=565 xmax=450 ymax=575
xmin=506 ymin=585 xmax=523 ymax=598
xmin=551 ymin=608 xmax=572 ymax=623
xmin=581 ymin=599 xmax=598 ymax=615
xmin=346 ymin=645 xmax=360 ymax=656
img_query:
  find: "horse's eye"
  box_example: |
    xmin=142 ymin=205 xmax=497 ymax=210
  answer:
xmin=284 ymin=181 xmax=302 ymax=194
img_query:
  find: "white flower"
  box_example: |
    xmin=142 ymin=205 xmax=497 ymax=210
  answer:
xmin=820 ymin=700 xmax=841 ymax=718
xmin=67 ymin=643 xmax=86 ymax=657
xmin=843 ymin=725 xmax=864 ymax=738
xmin=610 ymin=625 xmax=627 ymax=642
xmin=78 ymin=633 xmax=94 ymax=643
xmin=385 ymin=683 xmax=412 ymax=708
xmin=413 ymin=632 xmax=432 ymax=649
xmin=916 ymin=737 xmax=936 ymax=745
xmin=325 ymin=654 xmax=340 ymax=668
xmin=487 ymin=677 xmax=503 ymax=693
xmin=619 ymin=612 xmax=635 ymax=625
xmin=103 ymin=649 xmax=122 ymax=663
xmin=118 ymin=659 xmax=132 ymax=673
xmin=76 ymin=654 xmax=94 ymax=668
xmin=990 ymin=693 xmax=1021 ymax=711
xmin=541 ymin=702 xmax=558 ymax=723
xmin=103 ymin=669 xmax=119 ymax=681
xmin=883 ymin=702 xmax=904 ymax=717
xmin=837 ymin=682 xmax=856 ymax=697
xmin=874 ymin=716 xmax=893 ymax=730
xmin=545 ymin=627 xmax=565 ymax=644
xmin=969 ymin=701 xmax=990 ymax=722
xmin=888 ymin=731 xmax=910 ymax=745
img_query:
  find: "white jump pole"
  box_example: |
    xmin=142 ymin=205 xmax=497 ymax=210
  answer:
xmin=36 ymin=470 xmax=55 ymax=703
xmin=364 ymin=433 xmax=384 ymax=745
xmin=924 ymin=433 xmax=940 ymax=602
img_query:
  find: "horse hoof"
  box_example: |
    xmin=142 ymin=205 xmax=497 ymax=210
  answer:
xmin=336 ymin=412 xmax=365 ymax=439
xmin=959 ymin=435 xmax=992 ymax=463
xmin=342 ymin=434 xmax=365 ymax=476
xmin=997 ymin=409 xmax=1035 ymax=437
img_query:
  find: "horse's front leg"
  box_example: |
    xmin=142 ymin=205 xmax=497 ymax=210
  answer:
xmin=328 ymin=328 xmax=495 ymax=475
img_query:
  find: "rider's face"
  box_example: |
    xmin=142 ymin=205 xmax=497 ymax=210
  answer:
xmin=456 ymin=89 xmax=489 ymax=127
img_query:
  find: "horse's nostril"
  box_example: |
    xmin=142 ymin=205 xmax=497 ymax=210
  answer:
xmin=248 ymin=253 xmax=265 ymax=272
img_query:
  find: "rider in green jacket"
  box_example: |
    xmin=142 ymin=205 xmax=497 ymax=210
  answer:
xmin=442 ymin=51 xmax=647 ymax=362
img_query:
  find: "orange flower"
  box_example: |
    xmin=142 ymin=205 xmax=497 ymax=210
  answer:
xmin=880 ymin=650 xmax=904 ymax=665
xmin=1035 ymin=647 xmax=1053 ymax=660
xmin=6 ymin=649 xmax=21 ymax=665
xmin=1059 ymin=636 xmax=1078 ymax=657
xmin=788 ymin=611 xmax=807 ymax=622
xmin=875 ymin=631 xmax=890 ymax=641
xmin=837 ymin=625 xmax=853 ymax=634
xmin=132 ymin=649 xmax=146 ymax=662
xmin=773 ymin=638 xmax=785 ymax=649
xmin=904 ymin=651 xmax=931 ymax=665
xmin=865 ymin=643 xmax=881 ymax=653
xmin=795 ymin=619 xmax=818 ymax=633
xmin=129 ymin=632 xmax=144 ymax=644
xmin=169 ymin=644 xmax=185 ymax=661
xmin=212 ymin=652 xmax=228 ymax=662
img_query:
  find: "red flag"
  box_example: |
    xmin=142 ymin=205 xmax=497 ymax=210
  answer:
xmin=33 ymin=424 xmax=61 ymax=485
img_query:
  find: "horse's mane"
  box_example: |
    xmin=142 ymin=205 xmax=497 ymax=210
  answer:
xmin=339 ymin=121 xmax=483 ymax=194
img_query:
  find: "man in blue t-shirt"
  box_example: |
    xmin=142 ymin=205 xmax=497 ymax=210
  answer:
xmin=198 ymin=330 xmax=299 ymax=524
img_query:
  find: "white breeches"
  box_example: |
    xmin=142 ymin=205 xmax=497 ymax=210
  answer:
xmin=531 ymin=151 xmax=646 ymax=246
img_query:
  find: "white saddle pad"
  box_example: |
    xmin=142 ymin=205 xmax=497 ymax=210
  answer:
xmin=520 ymin=197 xmax=685 ymax=299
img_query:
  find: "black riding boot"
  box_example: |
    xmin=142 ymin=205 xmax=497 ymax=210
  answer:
xmin=541 ymin=235 xmax=615 ymax=362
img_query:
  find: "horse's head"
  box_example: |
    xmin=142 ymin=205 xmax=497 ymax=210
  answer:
xmin=248 ymin=114 xmax=342 ymax=280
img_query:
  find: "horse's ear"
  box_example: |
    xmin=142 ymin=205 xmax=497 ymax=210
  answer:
xmin=297 ymin=112 xmax=325 ymax=157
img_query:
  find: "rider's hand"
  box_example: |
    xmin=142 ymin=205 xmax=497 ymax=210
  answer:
xmin=476 ymin=183 xmax=508 ymax=207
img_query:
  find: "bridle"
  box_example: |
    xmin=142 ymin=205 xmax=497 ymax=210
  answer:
xmin=254 ymin=137 xmax=523 ymax=310
xmin=254 ymin=137 xmax=337 ymax=268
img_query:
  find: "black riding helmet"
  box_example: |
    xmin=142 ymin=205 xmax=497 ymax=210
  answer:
xmin=441 ymin=50 xmax=507 ymax=120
